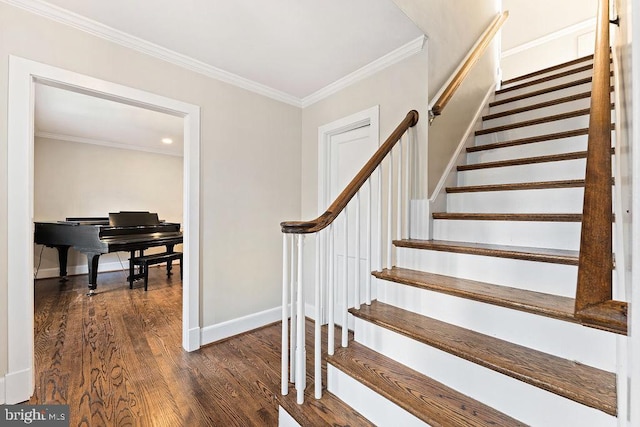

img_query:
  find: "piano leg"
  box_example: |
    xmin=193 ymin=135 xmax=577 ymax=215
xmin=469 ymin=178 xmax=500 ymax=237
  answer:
xmin=166 ymin=244 xmax=175 ymax=276
xmin=86 ymin=253 xmax=101 ymax=296
xmin=54 ymin=245 xmax=70 ymax=282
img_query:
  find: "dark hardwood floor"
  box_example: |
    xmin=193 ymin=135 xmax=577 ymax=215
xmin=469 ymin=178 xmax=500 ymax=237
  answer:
xmin=31 ymin=267 xmax=287 ymax=426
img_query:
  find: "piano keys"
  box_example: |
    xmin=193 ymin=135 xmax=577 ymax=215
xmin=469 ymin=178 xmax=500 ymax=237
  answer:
xmin=34 ymin=211 xmax=183 ymax=295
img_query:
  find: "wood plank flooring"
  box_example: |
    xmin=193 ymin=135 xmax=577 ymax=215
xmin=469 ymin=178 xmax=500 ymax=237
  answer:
xmin=30 ymin=268 xmax=358 ymax=427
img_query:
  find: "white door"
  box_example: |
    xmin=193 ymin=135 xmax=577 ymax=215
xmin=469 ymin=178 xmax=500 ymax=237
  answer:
xmin=325 ymin=124 xmax=380 ymax=327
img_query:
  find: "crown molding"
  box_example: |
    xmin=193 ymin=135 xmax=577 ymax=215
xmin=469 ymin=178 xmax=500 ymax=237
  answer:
xmin=502 ymin=18 xmax=596 ymax=58
xmin=3 ymin=0 xmax=302 ymax=107
xmin=36 ymin=131 xmax=183 ymax=157
xmin=4 ymin=0 xmax=426 ymax=109
xmin=301 ymin=35 xmax=426 ymax=108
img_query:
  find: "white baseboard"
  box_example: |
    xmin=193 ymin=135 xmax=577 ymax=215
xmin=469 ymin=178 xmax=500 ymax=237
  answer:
xmin=184 ymin=327 xmax=201 ymax=352
xmin=4 ymin=367 xmax=31 ymax=404
xmin=0 ymin=376 xmax=5 ymax=404
xmin=35 ymin=260 xmax=129 ymax=280
xmin=278 ymin=406 xmax=302 ymax=427
xmin=201 ymin=306 xmax=283 ymax=345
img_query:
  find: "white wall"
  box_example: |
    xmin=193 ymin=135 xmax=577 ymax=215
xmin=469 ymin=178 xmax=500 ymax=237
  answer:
xmin=501 ymin=0 xmax=598 ymax=79
xmin=33 ymin=136 xmax=183 ymax=277
xmin=0 ymin=1 xmax=302 ymax=377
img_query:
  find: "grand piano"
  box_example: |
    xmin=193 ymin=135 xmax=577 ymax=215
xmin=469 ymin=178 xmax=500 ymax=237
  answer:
xmin=34 ymin=211 xmax=183 ymax=295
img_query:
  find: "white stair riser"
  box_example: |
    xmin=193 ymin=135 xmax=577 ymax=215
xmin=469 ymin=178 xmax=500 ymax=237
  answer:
xmin=458 ymin=159 xmax=587 ymax=186
xmin=476 ymin=115 xmax=591 ymax=146
xmin=466 ymin=135 xmax=589 ymax=163
xmin=489 ymin=82 xmax=593 ymax=114
xmin=494 ymin=69 xmax=593 ymax=102
xmin=446 ymin=188 xmax=585 ymax=214
xmin=353 ymin=320 xmax=616 ymax=427
xmin=327 ymin=365 xmax=426 ymax=427
xmin=395 ymin=247 xmax=577 ymax=297
xmin=377 ymin=280 xmax=617 ymax=371
xmin=483 ymin=97 xmax=592 ymax=128
xmin=278 ymin=407 xmax=302 ymax=427
xmin=432 ymin=219 xmax=581 ymax=251
xmin=501 ymin=60 xmax=594 ymax=89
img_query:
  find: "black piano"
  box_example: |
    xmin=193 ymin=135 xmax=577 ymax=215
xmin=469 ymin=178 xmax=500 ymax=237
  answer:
xmin=34 ymin=211 xmax=183 ymax=295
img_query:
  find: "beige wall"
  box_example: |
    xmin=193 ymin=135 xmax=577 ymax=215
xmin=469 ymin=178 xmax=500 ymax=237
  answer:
xmin=33 ymin=137 xmax=183 ymax=274
xmin=392 ymin=0 xmax=499 ymax=100
xmin=0 ymin=2 xmax=301 ymax=376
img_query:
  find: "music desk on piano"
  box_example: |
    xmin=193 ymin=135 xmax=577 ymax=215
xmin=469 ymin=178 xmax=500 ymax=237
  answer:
xmin=34 ymin=211 xmax=183 ymax=295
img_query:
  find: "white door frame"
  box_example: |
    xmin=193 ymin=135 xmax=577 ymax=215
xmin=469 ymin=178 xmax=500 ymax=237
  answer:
xmin=5 ymin=55 xmax=201 ymax=403
xmin=317 ymin=105 xmax=380 ymax=213
xmin=317 ymin=105 xmax=380 ymax=322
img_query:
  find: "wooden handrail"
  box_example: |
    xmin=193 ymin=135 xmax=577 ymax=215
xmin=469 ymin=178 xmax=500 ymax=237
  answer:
xmin=281 ymin=110 xmax=419 ymax=234
xmin=575 ymin=0 xmax=613 ymax=314
xmin=430 ymin=11 xmax=509 ymax=121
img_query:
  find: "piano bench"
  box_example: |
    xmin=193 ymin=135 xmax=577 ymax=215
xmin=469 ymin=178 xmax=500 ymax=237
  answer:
xmin=131 ymin=251 xmax=183 ymax=291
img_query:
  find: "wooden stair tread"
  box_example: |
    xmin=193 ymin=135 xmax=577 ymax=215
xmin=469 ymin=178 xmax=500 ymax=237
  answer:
xmin=278 ymin=388 xmax=374 ymax=427
xmin=446 ymin=178 xmax=587 ymax=193
xmin=329 ymin=341 xmax=527 ymax=427
xmin=577 ymin=300 xmax=628 ymax=335
xmin=393 ymin=239 xmax=579 ymax=265
xmin=483 ymin=89 xmax=611 ymax=121
xmin=476 ymin=107 xmax=603 ymax=136
xmin=374 ymin=267 xmax=578 ymax=323
xmin=466 ymin=128 xmax=589 ymax=153
xmin=501 ymin=54 xmax=594 ymax=86
xmin=458 ymin=150 xmax=589 ymax=171
xmin=497 ymin=63 xmax=595 ymax=95
xmin=350 ymin=302 xmax=617 ymax=416
xmin=490 ymin=76 xmax=595 ymax=107
xmin=432 ymin=212 xmax=582 ymax=222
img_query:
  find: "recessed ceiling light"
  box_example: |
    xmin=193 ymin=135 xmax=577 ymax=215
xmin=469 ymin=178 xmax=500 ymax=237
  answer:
xmin=161 ymin=138 xmax=173 ymax=144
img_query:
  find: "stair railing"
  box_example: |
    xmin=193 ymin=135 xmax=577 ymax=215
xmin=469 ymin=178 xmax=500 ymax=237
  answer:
xmin=574 ymin=0 xmax=624 ymax=330
xmin=428 ymin=11 xmax=509 ymax=123
xmin=280 ymin=110 xmax=419 ymax=403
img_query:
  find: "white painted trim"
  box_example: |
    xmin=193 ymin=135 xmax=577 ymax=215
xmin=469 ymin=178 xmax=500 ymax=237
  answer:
xmin=1 ymin=0 xmax=426 ymax=109
xmin=4 ymin=369 xmax=31 ymax=404
xmin=278 ymin=406 xmax=302 ymax=427
xmin=302 ymin=36 xmax=426 ymax=108
xmin=501 ymin=18 xmax=597 ymax=59
xmin=35 ymin=131 xmax=183 ymax=157
xmin=7 ymin=55 xmax=201 ymax=402
xmin=630 ymin=1 xmax=640 ymax=425
xmin=35 ymin=261 xmax=129 ymax=280
xmin=1 ymin=0 xmax=300 ymax=107
xmin=428 ymin=84 xmax=495 ymax=204
xmin=317 ymin=105 xmax=380 ymax=215
xmin=200 ymin=306 xmax=282 ymax=345
xmin=0 ymin=376 xmax=5 ymax=404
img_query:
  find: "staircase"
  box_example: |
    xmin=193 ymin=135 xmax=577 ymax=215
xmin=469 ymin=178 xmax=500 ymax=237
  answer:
xmin=280 ymin=55 xmax=622 ymax=426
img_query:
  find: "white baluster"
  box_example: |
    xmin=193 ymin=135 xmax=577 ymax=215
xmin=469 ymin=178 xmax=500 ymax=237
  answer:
xmin=289 ymin=236 xmax=296 ymax=383
xmin=314 ymin=233 xmax=322 ymax=399
xmin=295 ymin=234 xmax=305 ymax=404
xmin=366 ymin=177 xmax=372 ymax=305
xmin=387 ymin=150 xmax=393 ymax=269
xmin=328 ymin=223 xmax=335 ymax=355
xmin=397 ymin=137 xmax=403 ymax=241
xmin=355 ymin=191 xmax=361 ymax=309
xmin=281 ymin=234 xmax=289 ymax=396
xmin=377 ymin=167 xmax=383 ymax=272
xmin=404 ymin=131 xmax=411 ymax=238
xmin=342 ymin=210 xmax=348 ymax=347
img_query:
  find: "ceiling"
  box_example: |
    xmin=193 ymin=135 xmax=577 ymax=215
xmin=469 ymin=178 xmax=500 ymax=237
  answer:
xmin=29 ymin=0 xmax=423 ymax=156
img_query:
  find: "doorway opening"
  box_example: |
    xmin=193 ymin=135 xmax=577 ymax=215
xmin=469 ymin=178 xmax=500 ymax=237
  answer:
xmin=6 ymin=56 xmax=201 ymax=403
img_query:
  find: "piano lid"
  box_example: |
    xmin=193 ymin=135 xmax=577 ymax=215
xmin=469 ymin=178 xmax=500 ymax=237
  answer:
xmin=108 ymin=211 xmax=160 ymax=227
